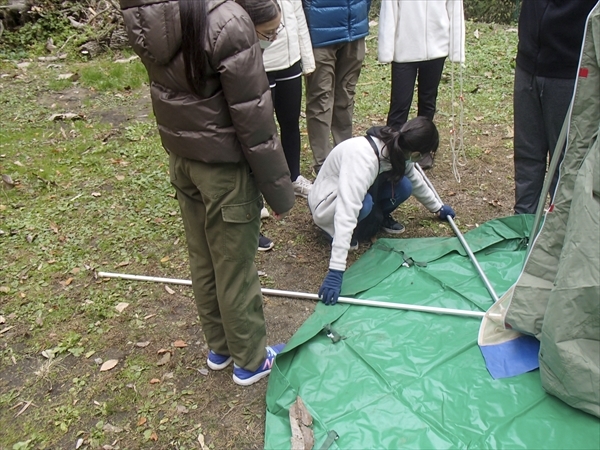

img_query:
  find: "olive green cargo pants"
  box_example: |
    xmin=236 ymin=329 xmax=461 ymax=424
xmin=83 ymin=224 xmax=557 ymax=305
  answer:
xmin=169 ymin=153 xmax=267 ymax=371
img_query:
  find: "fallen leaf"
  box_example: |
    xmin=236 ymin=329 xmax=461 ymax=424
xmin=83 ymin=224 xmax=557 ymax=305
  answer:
xmin=160 ymin=256 xmax=170 ymax=263
xmin=100 ymin=359 xmax=119 ymax=372
xmin=71 ymin=267 xmax=80 ymax=274
xmin=91 ymin=192 xmax=101 ymax=197
xmin=144 ymin=314 xmax=156 ymax=320
xmin=150 ymin=431 xmax=158 ymax=441
xmin=61 ymin=277 xmax=73 ymax=286
xmin=115 ymin=302 xmax=129 ymax=313
xmin=57 ymin=73 xmax=79 ymax=81
xmin=2 ymin=174 xmax=15 ymax=189
xmin=137 ymin=416 xmax=147 ymax=426
xmin=157 ymin=348 xmax=170 ymax=354
xmin=103 ymin=423 xmax=123 ymax=433
xmin=114 ymin=55 xmax=139 ymax=64
xmin=164 ymin=285 xmax=175 ymax=295
xmin=115 ymin=261 xmax=130 ymax=268
xmin=0 ymin=287 xmax=9 ymax=294
xmin=289 ymin=396 xmax=314 ymax=450
xmin=173 ymin=340 xmax=187 ymax=348
xmin=0 ymin=315 xmax=5 ymax=324
xmin=135 ymin=341 xmax=150 ymax=348
xmin=198 ymin=433 xmax=207 ymax=450
xmin=156 ymin=352 xmax=171 ymax=366
xmin=75 ymin=438 xmax=84 ymax=449
xmin=149 ymin=378 xmax=160 ymax=384
xmin=49 ymin=113 xmax=83 ymax=121
xmin=176 ymin=405 xmax=189 ymax=414
xmin=162 ymin=372 xmax=174 ymax=380
xmin=115 ymin=175 xmax=125 ymax=181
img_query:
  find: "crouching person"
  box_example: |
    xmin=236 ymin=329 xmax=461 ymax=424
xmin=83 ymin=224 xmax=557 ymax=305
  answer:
xmin=307 ymin=117 xmax=456 ymax=305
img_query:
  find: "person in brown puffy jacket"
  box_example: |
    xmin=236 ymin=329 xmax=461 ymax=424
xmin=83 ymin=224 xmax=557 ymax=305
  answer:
xmin=120 ymin=0 xmax=295 ymax=386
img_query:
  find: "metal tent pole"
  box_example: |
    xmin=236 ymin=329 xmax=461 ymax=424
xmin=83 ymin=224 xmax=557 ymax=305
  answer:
xmin=414 ymin=164 xmax=499 ymax=302
xmin=97 ymin=271 xmax=485 ymax=319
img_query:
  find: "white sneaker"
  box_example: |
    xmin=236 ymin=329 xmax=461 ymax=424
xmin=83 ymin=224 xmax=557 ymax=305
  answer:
xmin=260 ymin=207 xmax=270 ymax=219
xmin=292 ymin=175 xmax=312 ymax=198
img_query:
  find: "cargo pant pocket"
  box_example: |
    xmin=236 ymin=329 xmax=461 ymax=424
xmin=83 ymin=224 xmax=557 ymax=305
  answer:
xmin=220 ymin=196 xmax=262 ymax=261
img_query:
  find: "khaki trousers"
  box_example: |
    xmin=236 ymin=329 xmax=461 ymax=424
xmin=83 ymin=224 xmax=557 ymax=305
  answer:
xmin=169 ymin=153 xmax=267 ymax=371
xmin=305 ymin=38 xmax=366 ymax=172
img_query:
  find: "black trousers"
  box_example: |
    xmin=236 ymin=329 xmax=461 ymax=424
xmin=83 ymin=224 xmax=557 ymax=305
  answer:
xmin=513 ymin=66 xmax=574 ymax=214
xmin=267 ymin=61 xmax=303 ymax=181
xmin=387 ymin=57 xmax=446 ymax=130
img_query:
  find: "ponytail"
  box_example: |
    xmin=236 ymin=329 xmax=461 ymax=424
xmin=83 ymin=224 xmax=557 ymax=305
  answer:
xmin=369 ymin=117 xmax=439 ymax=183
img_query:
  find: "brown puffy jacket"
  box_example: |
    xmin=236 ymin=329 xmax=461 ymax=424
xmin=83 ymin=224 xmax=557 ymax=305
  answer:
xmin=120 ymin=0 xmax=294 ymax=214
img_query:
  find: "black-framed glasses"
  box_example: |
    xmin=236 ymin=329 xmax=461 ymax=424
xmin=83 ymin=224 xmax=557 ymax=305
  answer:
xmin=257 ymin=23 xmax=285 ymax=42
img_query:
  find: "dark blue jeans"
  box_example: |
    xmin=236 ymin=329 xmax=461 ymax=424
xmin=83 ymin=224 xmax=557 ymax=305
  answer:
xmin=357 ymin=176 xmax=413 ymax=222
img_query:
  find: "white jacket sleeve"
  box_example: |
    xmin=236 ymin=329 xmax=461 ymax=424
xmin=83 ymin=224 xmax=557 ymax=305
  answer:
xmin=377 ymin=0 xmax=399 ymax=64
xmin=405 ymin=163 xmax=443 ymax=213
xmin=447 ymin=0 xmax=465 ymax=63
xmin=293 ymin=0 xmax=315 ymax=74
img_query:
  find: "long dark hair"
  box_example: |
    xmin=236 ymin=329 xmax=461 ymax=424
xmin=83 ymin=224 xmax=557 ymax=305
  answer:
xmin=180 ymin=0 xmax=209 ymax=95
xmin=236 ymin=0 xmax=280 ymax=25
xmin=373 ymin=117 xmax=439 ymax=182
xmin=180 ymin=0 xmax=280 ymax=95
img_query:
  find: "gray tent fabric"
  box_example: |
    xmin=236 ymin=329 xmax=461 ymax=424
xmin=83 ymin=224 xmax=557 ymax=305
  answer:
xmin=505 ymin=3 xmax=600 ymax=417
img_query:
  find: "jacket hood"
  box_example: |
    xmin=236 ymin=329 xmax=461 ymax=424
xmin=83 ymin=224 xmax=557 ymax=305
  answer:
xmin=120 ymin=0 xmax=181 ymax=65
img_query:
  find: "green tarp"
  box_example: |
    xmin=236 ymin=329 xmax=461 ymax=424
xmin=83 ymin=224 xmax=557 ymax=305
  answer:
xmin=264 ymin=216 xmax=600 ymax=449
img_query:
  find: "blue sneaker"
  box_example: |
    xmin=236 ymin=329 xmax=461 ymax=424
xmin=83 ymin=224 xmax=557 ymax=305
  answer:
xmin=232 ymin=344 xmax=284 ymax=386
xmin=206 ymin=350 xmax=233 ymax=371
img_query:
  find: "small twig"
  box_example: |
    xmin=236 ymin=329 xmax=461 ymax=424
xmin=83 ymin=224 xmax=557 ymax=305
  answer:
xmin=87 ymin=6 xmax=112 ymax=24
xmin=58 ymin=34 xmax=77 ymax=53
xmin=221 ymin=404 xmax=237 ymax=421
xmin=15 ymin=401 xmax=35 ymax=417
xmin=9 ymin=401 xmax=24 ymax=411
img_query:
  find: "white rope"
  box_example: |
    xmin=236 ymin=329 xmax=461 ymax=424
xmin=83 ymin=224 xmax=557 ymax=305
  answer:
xmin=448 ymin=6 xmax=468 ymax=183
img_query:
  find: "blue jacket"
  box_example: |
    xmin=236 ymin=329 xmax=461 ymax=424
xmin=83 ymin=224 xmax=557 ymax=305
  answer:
xmin=303 ymin=0 xmax=371 ymax=48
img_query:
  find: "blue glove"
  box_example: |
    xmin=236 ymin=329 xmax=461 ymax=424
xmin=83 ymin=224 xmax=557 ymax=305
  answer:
xmin=437 ymin=204 xmax=456 ymax=220
xmin=318 ymin=269 xmax=344 ymax=305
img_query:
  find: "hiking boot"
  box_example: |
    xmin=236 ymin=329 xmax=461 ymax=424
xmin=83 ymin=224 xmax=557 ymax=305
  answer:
xmin=418 ymin=152 xmax=435 ymax=170
xmin=232 ymin=344 xmax=284 ymax=386
xmin=260 ymin=207 xmax=270 ymax=219
xmin=258 ymin=233 xmax=274 ymax=252
xmin=382 ymin=215 xmax=405 ymax=234
xmin=292 ymin=175 xmax=312 ymax=198
xmin=349 ymin=238 xmax=359 ymax=251
xmin=206 ymin=350 xmax=233 ymax=371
